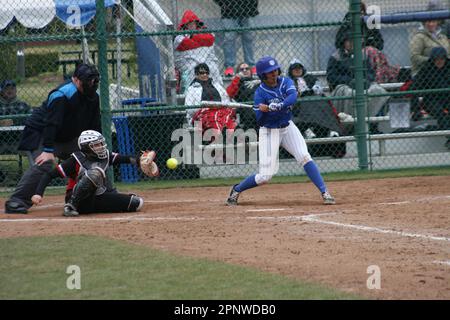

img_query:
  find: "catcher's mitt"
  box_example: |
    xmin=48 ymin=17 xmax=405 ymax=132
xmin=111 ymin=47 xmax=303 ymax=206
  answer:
xmin=139 ymin=150 xmax=159 ymax=177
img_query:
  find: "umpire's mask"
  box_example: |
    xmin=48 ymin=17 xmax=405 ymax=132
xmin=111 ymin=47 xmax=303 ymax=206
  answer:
xmin=73 ymin=63 xmax=100 ymax=98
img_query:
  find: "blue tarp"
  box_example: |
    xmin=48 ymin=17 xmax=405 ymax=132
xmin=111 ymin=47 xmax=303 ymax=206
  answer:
xmin=55 ymin=0 xmax=116 ymax=27
xmin=0 ymin=0 xmax=116 ymax=30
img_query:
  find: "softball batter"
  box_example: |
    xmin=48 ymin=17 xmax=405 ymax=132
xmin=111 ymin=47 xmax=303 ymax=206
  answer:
xmin=226 ymin=56 xmax=335 ymax=205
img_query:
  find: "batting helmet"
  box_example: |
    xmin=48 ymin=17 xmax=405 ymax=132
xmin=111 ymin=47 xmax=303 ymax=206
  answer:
xmin=78 ymin=130 xmax=108 ymax=159
xmin=255 ymin=56 xmax=281 ymax=79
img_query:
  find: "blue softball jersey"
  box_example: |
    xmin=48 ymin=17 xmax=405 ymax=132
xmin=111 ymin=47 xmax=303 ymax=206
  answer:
xmin=253 ymin=76 xmax=298 ymax=128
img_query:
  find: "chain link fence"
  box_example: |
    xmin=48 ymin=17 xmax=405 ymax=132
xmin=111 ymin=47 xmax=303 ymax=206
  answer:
xmin=1 ymin=0 xmax=450 ymax=191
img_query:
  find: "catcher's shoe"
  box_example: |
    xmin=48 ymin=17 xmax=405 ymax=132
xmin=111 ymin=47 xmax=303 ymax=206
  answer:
xmin=226 ymin=185 xmax=240 ymax=206
xmin=63 ymin=203 xmax=79 ymax=217
xmin=322 ymin=191 xmax=336 ymax=205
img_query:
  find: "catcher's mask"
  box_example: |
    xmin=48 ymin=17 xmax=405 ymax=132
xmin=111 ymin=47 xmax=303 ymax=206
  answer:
xmin=73 ymin=63 xmax=100 ymax=97
xmin=78 ymin=130 xmax=108 ymax=159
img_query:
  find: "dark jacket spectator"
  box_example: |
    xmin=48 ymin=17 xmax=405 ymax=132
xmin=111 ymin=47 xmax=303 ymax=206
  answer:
xmin=335 ymin=2 xmax=384 ymax=51
xmin=0 ymin=80 xmax=31 ymax=126
xmin=327 ymin=39 xmax=376 ymax=91
xmin=327 ymin=31 xmax=388 ymax=119
xmin=410 ymin=46 xmax=450 ymax=136
xmin=288 ymin=59 xmax=324 ymax=97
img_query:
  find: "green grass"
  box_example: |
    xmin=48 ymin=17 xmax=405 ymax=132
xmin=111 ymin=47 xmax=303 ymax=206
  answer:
xmin=0 ymin=235 xmax=359 ymax=300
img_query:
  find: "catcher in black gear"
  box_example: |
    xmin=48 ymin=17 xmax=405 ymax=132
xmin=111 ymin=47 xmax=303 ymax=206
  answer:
xmin=31 ymin=130 xmax=154 ymax=217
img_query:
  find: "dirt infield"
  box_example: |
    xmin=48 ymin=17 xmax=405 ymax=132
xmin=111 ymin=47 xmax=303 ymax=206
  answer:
xmin=1 ymin=175 xmax=449 ymax=299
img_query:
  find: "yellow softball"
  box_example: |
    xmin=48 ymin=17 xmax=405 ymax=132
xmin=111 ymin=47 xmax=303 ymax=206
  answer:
xmin=166 ymin=158 xmax=178 ymax=170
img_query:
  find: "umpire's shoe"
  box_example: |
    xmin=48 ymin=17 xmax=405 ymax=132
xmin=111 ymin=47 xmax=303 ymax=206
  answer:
xmin=322 ymin=191 xmax=336 ymax=205
xmin=63 ymin=203 xmax=79 ymax=217
xmin=226 ymin=185 xmax=240 ymax=206
xmin=5 ymin=200 xmax=28 ymax=214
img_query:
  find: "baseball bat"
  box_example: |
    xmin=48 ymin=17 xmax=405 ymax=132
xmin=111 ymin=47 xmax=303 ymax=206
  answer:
xmin=200 ymin=100 xmax=254 ymax=109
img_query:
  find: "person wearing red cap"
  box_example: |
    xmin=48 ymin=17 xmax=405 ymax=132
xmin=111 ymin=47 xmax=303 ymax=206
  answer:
xmin=174 ymin=10 xmax=222 ymax=93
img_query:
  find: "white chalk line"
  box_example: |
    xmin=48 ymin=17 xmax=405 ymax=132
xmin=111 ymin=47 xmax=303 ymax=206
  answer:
xmin=0 ymin=199 xmax=224 ymax=214
xmin=246 ymin=208 xmax=287 ymax=212
xmin=0 ymin=215 xmax=221 ymax=223
xmin=300 ymin=213 xmax=450 ymax=243
xmin=247 ymin=212 xmax=450 ymax=242
xmin=433 ymin=260 xmax=450 ymax=266
xmin=379 ymin=195 xmax=450 ymax=206
xmin=145 ymin=199 xmax=222 ymax=203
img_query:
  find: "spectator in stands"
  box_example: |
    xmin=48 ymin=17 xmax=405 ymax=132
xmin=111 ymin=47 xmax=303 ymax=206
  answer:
xmin=226 ymin=62 xmax=260 ymax=129
xmin=185 ymin=63 xmax=237 ymax=163
xmin=327 ymin=31 xmax=390 ymax=122
xmin=288 ymin=59 xmax=345 ymax=149
xmin=288 ymin=59 xmax=324 ymax=98
xmin=174 ymin=10 xmax=222 ymax=93
xmin=425 ymin=1 xmax=450 ymax=39
xmin=335 ymin=1 xmax=384 ymax=52
xmin=363 ymin=46 xmax=412 ymax=84
xmin=410 ymin=1 xmax=450 ymax=77
xmin=226 ymin=62 xmax=260 ymax=102
xmin=185 ymin=63 xmax=236 ymax=132
xmin=336 ymin=2 xmax=410 ymax=83
xmin=410 ymin=47 xmax=450 ymax=148
xmin=0 ymin=80 xmax=31 ymax=126
xmin=214 ymin=0 xmax=259 ymax=77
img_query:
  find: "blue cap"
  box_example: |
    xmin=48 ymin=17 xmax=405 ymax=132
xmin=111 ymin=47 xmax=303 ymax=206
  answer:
xmin=0 ymin=80 xmax=16 ymax=91
xmin=255 ymin=56 xmax=281 ymax=79
xmin=430 ymin=46 xmax=448 ymax=60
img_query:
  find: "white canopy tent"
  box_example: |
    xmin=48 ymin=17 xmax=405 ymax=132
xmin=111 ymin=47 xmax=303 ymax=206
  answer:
xmin=0 ymin=0 xmax=175 ymax=105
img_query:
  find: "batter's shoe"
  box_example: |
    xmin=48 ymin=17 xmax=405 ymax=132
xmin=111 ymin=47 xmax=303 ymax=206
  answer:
xmin=322 ymin=191 xmax=336 ymax=205
xmin=226 ymin=185 xmax=240 ymax=206
xmin=63 ymin=203 xmax=79 ymax=217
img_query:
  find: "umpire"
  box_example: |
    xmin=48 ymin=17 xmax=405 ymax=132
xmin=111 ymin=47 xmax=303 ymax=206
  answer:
xmin=5 ymin=63 xmax=102 ymax=214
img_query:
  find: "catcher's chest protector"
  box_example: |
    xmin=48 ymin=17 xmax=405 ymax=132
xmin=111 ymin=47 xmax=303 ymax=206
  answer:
xmin=72 ymin=151 xmax=110 ymax=195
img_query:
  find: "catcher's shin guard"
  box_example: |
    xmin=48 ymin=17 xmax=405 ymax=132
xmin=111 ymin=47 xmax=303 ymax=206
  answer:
xmin=68 ymin=171 xmax=98 ymax=211
xmin=128 ymin=195 xmax=144 ymax=212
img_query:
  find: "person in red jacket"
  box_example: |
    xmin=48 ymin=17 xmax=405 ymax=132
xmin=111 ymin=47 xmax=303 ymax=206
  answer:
xmin=174 ymin=10 xmax=222 ymax=93
xmin=226 ymin=62 xmax=260 ymax=129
